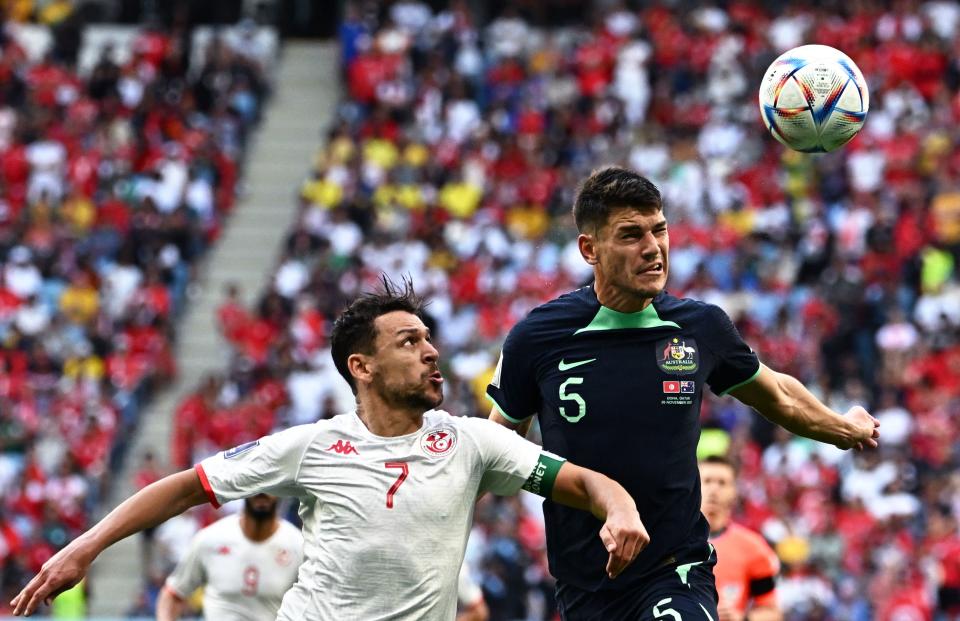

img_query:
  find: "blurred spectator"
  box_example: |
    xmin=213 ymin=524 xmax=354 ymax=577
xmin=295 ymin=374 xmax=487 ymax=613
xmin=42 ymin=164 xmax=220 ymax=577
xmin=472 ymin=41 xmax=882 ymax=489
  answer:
xmin=164 ymin=1 xmax=960 ymax=620
xmin=0 ymin=13 xmax=274 ymax=613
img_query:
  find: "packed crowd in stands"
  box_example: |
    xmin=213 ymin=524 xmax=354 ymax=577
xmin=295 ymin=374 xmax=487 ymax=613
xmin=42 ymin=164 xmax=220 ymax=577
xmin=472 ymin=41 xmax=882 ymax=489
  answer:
xmin=162 ymin=1 xmax=960 ymax=619
xmin=0 ymin=0 xmax=943 ymax=618
xmin=0 ymin=12 xmax=272 ymax=613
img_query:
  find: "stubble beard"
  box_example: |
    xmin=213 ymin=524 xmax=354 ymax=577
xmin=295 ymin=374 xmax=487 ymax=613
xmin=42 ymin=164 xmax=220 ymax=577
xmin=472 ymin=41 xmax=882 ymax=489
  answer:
xmin=373 ymin=372 xmax=443 ymax=413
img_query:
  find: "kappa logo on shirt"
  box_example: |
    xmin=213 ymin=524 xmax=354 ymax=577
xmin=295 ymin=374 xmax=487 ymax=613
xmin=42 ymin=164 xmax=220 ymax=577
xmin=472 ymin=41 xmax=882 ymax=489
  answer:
xmin=420 ymin=426 xmax=457 ymax=458
xmin=326 ymin=440 xmax=359 ymax=455
xmin=216 ymin=546 xmax=231 ymax=555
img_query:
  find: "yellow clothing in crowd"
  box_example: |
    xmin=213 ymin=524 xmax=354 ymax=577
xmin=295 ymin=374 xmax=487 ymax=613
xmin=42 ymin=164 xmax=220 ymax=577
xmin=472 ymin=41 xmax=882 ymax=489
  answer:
xmin=61 ymin=195 xmax=97 ymax=234
xmin=60 ymin=284 xmax=99 ymax=325
xmin=931 ymin=191 xmax=960 ymax=245
xmin=363 ymin=138 xmax=400 ymax=170
xmin=63 ymin=355 xmax=105 ymax=382
xmin=373 ymin=183 xmax=425 ymax=211
xmin=439 ymin=181 xmax=482 ymax=218
xmin=506 ymin=204 xmax=549 ymax=240
xmin=301 ymin=177 xmax=344 ymax=209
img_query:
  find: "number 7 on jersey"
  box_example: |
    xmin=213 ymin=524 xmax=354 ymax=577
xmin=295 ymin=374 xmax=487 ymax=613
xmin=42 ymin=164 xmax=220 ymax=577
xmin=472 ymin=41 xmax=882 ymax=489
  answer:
xmin=384 ymin=462 xmax=409 ymax=508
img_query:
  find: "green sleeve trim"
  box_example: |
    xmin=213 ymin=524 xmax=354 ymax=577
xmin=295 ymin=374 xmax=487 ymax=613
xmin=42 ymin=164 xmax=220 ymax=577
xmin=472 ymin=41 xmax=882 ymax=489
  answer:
xmin=485 ymin=393 xmax=530 ymax=424
xmin=522 ymin=453 xmax=566 ymax=498
xmin=718 ymin=363 xmax=763 ymax=396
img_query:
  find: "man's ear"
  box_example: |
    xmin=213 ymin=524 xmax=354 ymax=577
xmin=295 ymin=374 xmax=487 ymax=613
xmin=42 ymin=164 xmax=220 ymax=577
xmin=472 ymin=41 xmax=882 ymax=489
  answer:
xmin=347 ymin=353 xmax=373 ymax=388
xmin=578 ymin=233 xmax=599 ymax=266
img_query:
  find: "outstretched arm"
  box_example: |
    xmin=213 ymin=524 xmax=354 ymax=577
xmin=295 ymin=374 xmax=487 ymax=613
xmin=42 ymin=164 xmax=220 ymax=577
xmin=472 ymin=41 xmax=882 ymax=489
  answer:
xmin=729 ymin=365 xmax=879 ymax=450
xmin=11 ymin=469 xmax=209 ymax=616
xmin=548 ymin=461 xmax=650 ymax=579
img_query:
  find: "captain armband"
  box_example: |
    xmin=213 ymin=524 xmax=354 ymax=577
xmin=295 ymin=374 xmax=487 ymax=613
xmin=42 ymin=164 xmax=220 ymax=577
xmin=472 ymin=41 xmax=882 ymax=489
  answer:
xmin=522 ymin=453 xmax=566 ymax=498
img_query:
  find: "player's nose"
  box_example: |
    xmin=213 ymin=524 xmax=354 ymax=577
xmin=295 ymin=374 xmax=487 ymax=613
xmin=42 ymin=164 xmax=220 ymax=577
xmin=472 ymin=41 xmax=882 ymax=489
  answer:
xmin=640 ymin=232 xmax=660 ymax=258
xmin=422 ymin=340 xmax=439 ymax=363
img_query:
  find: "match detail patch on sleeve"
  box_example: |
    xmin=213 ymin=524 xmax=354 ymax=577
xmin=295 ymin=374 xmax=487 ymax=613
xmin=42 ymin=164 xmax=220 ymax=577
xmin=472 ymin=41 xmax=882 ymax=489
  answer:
xmin=224 ymin=440 xmax=259 ymax=459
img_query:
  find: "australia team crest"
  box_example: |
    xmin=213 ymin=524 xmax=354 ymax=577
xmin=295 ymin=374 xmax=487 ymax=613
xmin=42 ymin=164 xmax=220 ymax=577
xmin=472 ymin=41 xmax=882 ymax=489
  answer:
xmin=656 ymin=337 xmax=699 ymax=375
xmin=420 ymin=426 xmax=457 ymax=458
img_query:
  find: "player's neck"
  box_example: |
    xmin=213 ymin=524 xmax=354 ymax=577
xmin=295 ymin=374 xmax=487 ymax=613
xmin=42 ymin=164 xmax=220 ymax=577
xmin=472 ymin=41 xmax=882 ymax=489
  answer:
xmin=240 ymin=514 xmax=279 ymax=543
xmin=707 ymin=514 xmax=731 ymax=537
xmin=355 ymin=397 xmax=424 ymax=437
xmin=592 ymin=279 xmax=654 ymax=313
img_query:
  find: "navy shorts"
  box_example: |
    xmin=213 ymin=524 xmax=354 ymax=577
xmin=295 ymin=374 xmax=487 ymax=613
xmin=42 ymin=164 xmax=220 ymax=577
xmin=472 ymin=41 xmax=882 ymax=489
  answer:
xmin=556 ymin=548 xmax=719 ymax=621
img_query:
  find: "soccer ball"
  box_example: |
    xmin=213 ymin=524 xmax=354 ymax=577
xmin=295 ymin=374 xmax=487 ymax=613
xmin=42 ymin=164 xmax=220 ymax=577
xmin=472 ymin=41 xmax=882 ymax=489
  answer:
xmin=758 ymin=44 xmax=869 ymax=153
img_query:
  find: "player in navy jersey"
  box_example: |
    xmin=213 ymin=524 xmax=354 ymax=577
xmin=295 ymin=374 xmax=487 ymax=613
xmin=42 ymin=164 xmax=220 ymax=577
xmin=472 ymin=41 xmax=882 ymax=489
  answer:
xmin=487 ymin=166 xmax=880 ymax=621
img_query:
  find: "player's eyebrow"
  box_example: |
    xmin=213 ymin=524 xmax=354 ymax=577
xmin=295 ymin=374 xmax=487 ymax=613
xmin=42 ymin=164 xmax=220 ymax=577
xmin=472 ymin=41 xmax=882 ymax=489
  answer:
xmin=396 ymin=327 xmax=430 ymax=339
xmin=616 ymin=220 xmax=668 ymax=234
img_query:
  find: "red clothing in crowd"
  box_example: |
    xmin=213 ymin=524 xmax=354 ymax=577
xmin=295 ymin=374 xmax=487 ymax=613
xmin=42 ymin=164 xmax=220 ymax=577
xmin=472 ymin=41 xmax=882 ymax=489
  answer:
xmin=348 ymin=52 xmax=402 ymax=104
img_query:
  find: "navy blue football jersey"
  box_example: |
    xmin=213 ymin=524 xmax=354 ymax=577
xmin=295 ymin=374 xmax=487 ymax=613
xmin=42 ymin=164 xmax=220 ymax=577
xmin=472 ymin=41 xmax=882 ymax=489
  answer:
xmin=486 ymin=286 xmax=760 ymax=591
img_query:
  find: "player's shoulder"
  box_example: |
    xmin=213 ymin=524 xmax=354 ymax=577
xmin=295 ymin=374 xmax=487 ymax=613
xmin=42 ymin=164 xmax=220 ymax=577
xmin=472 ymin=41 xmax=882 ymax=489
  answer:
xmin=423 ymin=409 xmax=483 ymax=434
xmin=510 ymin=286 xmax=600 ymax=337
xmin=654 ymin=291 xmax=726 ymax=322
xmin=424 ymin=409 xmax=512 ymax=444
xmin=427 ymin=408 xmax=488 ymax=428
xmin=654 ymin=292 xmax=737 ymax=340
xmin=260 ymin=420 xmax=331 ymax=445
xmin=297 ymin=412 xmax=362 ymax=444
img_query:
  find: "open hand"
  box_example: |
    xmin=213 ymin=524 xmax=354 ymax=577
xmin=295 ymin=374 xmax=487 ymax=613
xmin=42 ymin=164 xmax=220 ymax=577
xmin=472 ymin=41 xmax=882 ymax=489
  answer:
xmin=598 ymin=508 xmax=650 ymax=579
xmin=840 ymin=405 xmax=880 ymax=451
xmin=11 ymin=542 xmax=92 ymax=616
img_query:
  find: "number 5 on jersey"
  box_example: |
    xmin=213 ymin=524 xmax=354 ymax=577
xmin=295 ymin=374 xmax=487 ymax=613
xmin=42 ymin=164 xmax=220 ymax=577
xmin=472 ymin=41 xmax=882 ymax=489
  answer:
xmin=385 ymin=462 xmax=408 ymax=508
xmin=559 ymin=378 xmax=586 ymax=423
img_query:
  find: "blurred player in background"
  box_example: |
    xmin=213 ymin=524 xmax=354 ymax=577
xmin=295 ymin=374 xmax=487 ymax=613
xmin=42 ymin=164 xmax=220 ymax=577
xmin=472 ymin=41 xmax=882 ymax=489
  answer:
xmin=457 ymin=563 xmax=489 ymax=621
xmin=699 ymin=456 xmax=781 ymax=621
xmin=11 ymin=278 xmax=648 ymax=619
xmin=489 ymin=166 xmax=880 ymax=620
xmin=156 ymin=493 xmax=303 ymax=621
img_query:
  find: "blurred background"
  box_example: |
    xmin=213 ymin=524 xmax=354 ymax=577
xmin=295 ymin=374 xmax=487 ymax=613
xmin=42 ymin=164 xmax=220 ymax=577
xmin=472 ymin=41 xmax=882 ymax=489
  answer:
xmin=0 ymin=0 xmax=959 ymax=619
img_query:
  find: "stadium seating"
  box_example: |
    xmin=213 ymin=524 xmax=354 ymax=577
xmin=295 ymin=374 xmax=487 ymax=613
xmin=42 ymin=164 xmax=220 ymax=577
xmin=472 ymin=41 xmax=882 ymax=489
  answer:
xmin=0 ymin=17 xmax=271 ymax=613
xmin=186 ymin=2 xmax=958 ymax=619
xmin=0 ymin=0 xmax=944 ymax=621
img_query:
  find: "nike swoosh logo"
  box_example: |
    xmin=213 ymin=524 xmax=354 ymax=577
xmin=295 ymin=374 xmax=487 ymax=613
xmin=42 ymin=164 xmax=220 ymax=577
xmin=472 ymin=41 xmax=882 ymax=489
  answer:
xmin=558 ymin=358 xmax=597 ymax=371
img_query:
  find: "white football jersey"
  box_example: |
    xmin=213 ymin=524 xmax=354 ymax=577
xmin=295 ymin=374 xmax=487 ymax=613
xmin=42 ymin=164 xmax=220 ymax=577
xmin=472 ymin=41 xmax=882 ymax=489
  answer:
xmin=197 ymin=410 xmax=546 ymax=620
xmin=164 ymin=513 xmax=304 ymax=621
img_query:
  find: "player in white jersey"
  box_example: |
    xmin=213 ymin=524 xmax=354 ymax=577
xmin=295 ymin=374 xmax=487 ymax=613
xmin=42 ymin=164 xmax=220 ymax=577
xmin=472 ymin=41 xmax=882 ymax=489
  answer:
xmin=457 ymin=563 xmax=488 ymax=621
xmin=11 ymin=278 xmax=650 ymax=619
xmin=157 ymin=493 xmax=304 ymax=621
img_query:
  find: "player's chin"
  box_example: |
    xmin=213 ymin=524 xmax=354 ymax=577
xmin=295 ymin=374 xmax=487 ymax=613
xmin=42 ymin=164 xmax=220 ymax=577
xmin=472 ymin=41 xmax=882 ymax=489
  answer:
xmin=419 ymin=383 xmax=444 ymax=408
xmin=630 ymin=274 xmax=667 ymax=297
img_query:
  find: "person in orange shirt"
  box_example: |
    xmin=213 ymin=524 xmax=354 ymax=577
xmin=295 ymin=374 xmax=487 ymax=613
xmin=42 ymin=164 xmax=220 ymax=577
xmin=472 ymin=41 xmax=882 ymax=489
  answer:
xmin=700 ymin=455 xmax=782 ymax=621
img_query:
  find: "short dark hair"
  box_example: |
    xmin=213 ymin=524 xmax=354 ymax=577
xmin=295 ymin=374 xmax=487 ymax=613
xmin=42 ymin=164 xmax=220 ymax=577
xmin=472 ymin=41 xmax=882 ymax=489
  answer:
xmin=330 ymin=275 xmax=426 ymax=394
xmin=700 ymin=454 xmax=736 ymax=472
xmin=573 ymin=166 xmax=662 ymax=233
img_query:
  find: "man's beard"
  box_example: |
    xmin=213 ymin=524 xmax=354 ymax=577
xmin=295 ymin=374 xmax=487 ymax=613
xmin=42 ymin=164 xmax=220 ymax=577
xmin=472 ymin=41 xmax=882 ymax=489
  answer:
xmin=374 ymin=373 xmax=443 ymax=412
xmin=244 ymin=498 xmax=278 ymax=521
